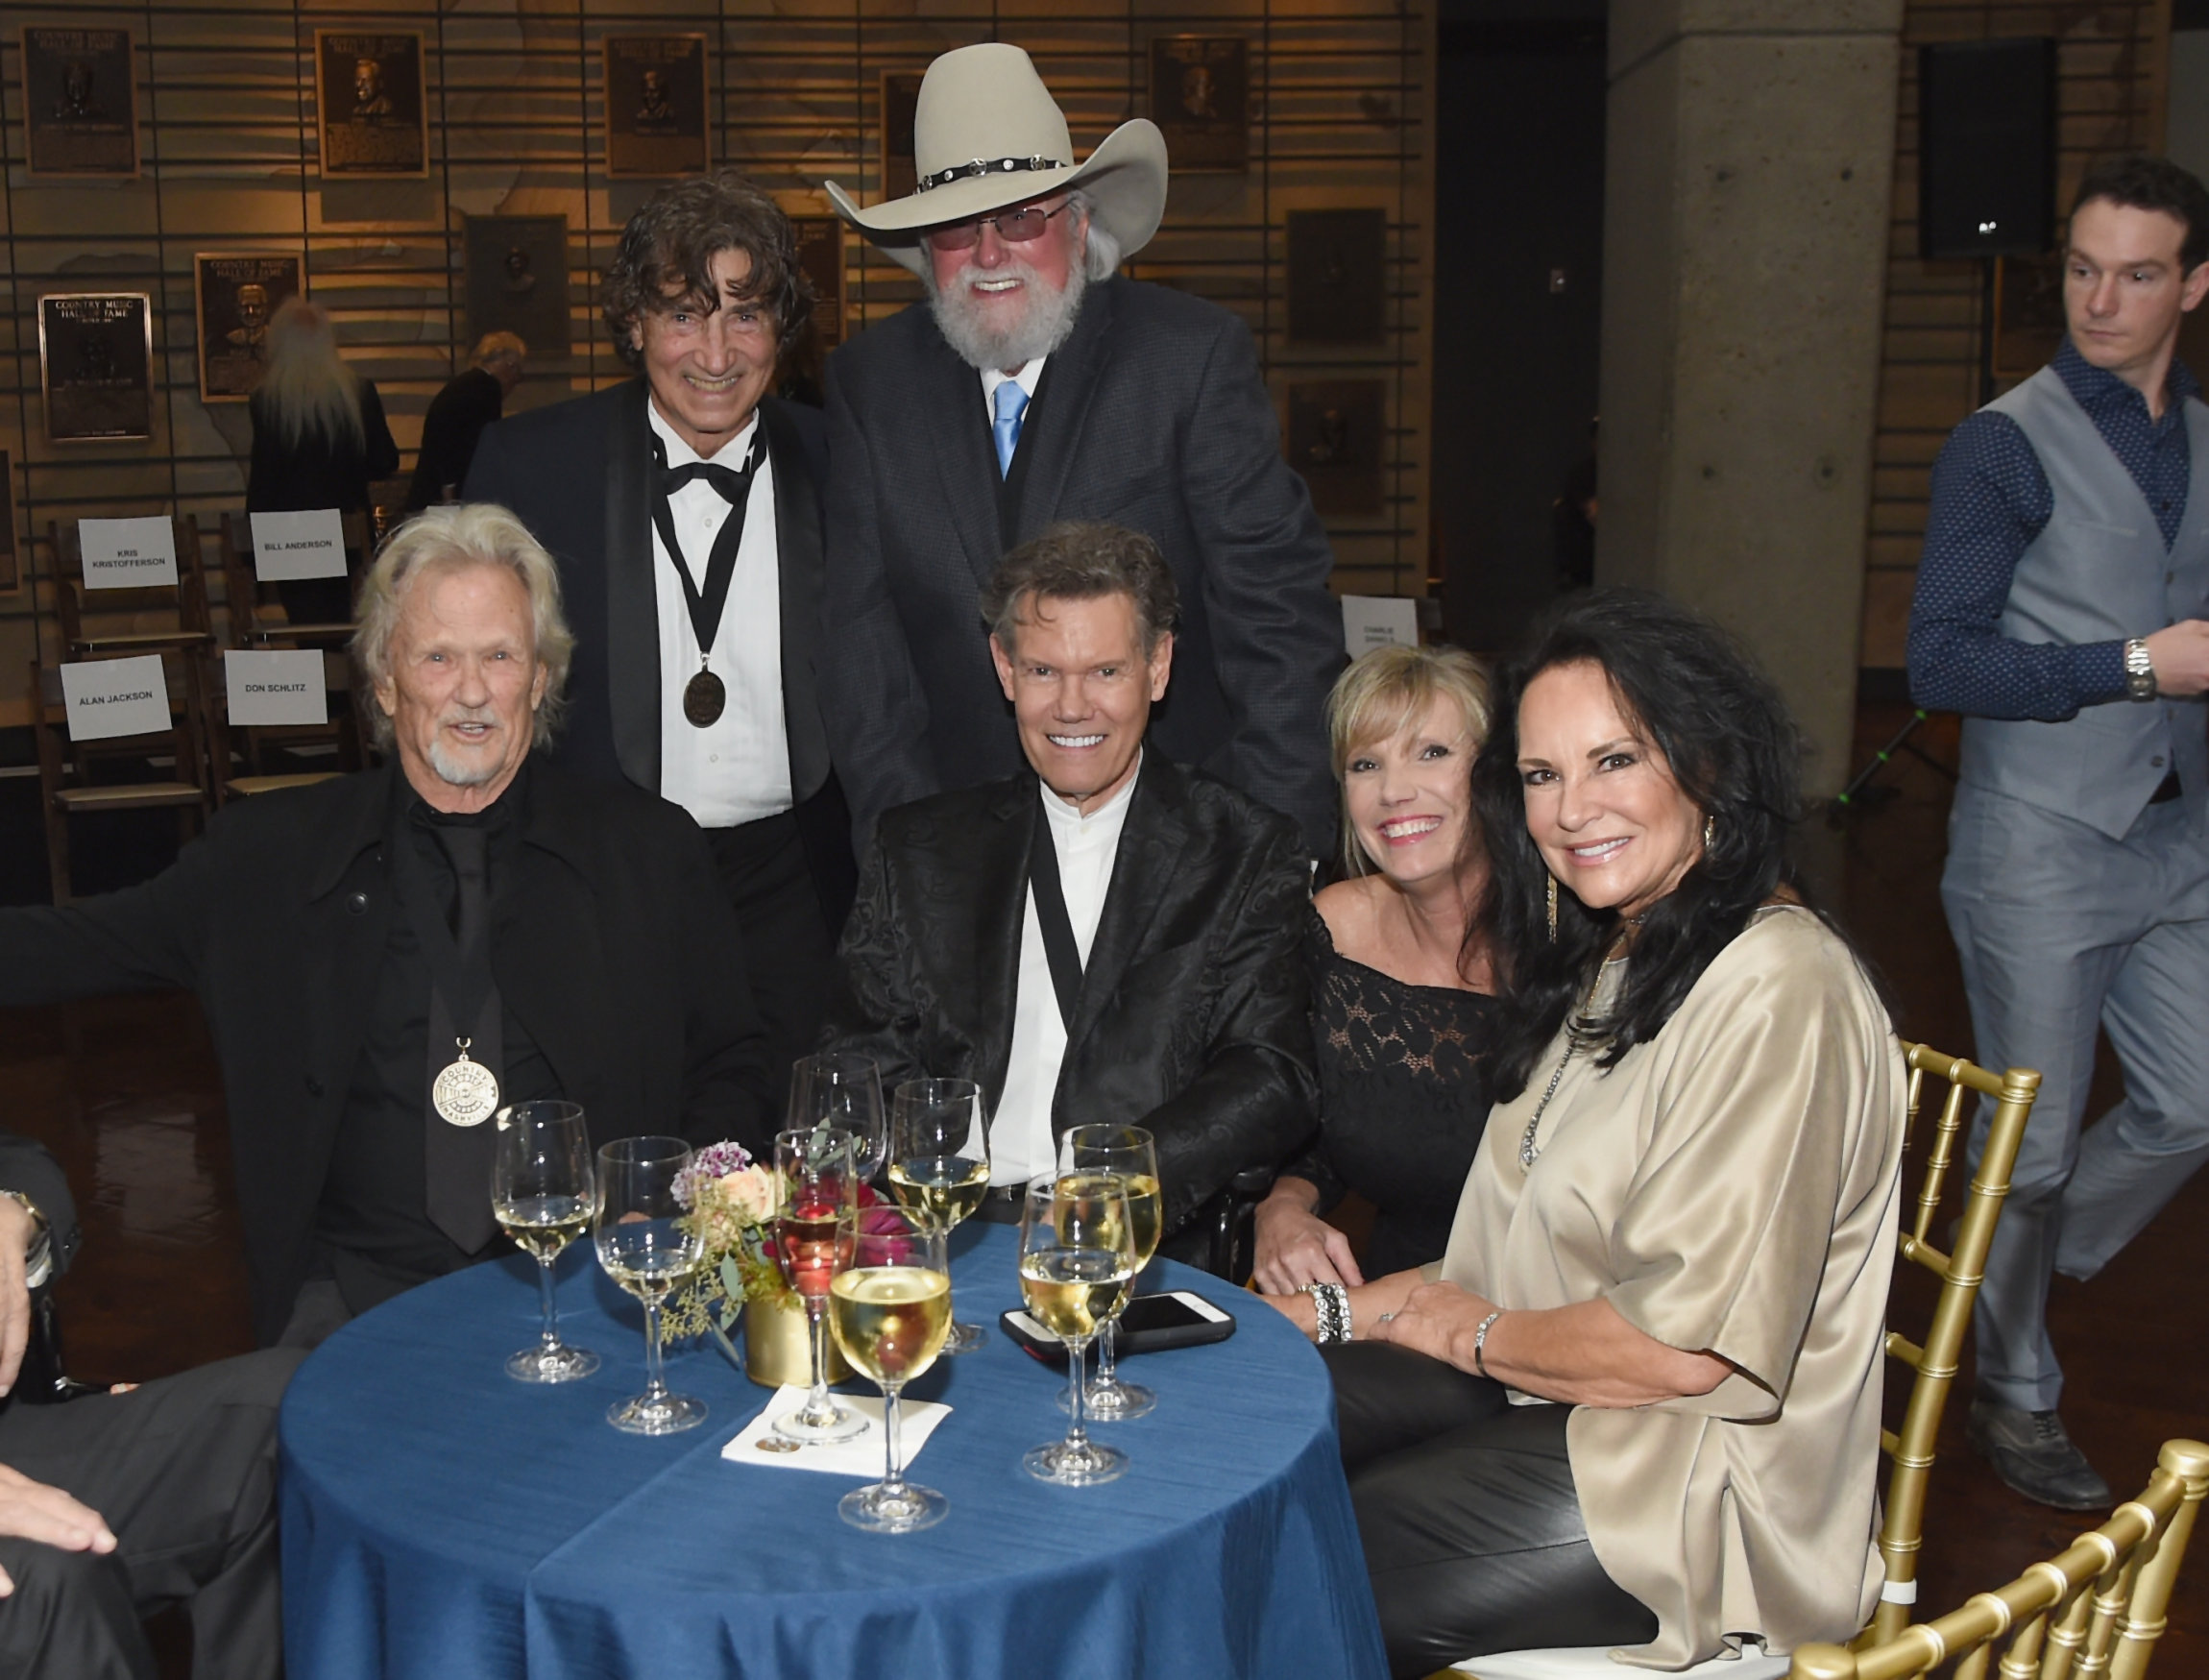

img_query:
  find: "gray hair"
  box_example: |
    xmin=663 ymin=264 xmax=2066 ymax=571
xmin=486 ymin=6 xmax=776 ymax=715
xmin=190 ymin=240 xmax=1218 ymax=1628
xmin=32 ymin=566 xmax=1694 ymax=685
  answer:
xmin=1068 ymin=191 xmax=1123 ymax=280
xmin=352 ymin=502 xmax=575 ymax=751
xmin=471 ymin=330 xmax=526 ymax=370
xmin=981 ymin=520 xmax=1178 ymax=658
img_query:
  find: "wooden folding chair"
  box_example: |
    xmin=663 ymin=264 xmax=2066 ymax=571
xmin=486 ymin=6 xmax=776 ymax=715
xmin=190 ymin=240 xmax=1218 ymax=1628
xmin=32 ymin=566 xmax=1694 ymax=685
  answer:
xmin=199 ymin=646 xmax=360 ymax=803
xmin=29 ymin=658 xmax=209 ymax=905
xmin=1789 ymin=1438 xmax=2209 ymax=1679
xmin=215 ymin=508 xmax=368 ymax=647
xmin=46 ymin=514 xmax=214 ymax=660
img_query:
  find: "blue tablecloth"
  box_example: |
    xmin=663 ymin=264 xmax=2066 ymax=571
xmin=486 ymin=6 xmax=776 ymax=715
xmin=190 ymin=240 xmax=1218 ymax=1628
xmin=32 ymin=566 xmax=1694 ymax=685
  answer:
xmin=280 ymin=1224 xmax=1388 ymax=1680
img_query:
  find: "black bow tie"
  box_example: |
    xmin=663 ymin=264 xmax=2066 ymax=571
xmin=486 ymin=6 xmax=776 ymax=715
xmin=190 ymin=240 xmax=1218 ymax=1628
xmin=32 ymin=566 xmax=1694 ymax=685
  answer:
xmin=658 ymin=456 xmax=754 ymax=503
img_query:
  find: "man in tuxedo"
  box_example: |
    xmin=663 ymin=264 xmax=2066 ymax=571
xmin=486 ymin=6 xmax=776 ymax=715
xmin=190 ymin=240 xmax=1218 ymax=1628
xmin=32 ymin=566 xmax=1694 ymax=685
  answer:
xmin=468 ymin=169 xmax=852 ymax=1091
xmin=0 ymin=507 xmax=769 ymax=1348
xmin=0 ymin=1132 xmax=300 ymax=1679
xmin=822 ymin=42 xmax=1342 ymax=860
xmin=823 ymin=522 xmax=1317 ymax=1263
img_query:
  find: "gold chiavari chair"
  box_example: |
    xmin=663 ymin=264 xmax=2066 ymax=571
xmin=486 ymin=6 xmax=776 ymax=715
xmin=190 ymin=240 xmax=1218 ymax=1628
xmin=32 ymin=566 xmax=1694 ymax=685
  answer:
xmin=1788 ymin=1438 xmax=2209 ymax=1680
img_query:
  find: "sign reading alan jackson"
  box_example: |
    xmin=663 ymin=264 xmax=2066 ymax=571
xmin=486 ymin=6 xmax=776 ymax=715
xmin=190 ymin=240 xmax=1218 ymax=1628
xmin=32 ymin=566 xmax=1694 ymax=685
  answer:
xmin=22 ymin=26 xmax=139 ymax=178
xmin=38 ymin=293 xmax=154 ymax=444
xmin=195 ymin=253 xmax=302 ymax=402
xmin=603 ymin=36 xmax=709 ymax=179
xmin=314 ymin=30 xmax=427 ymax=179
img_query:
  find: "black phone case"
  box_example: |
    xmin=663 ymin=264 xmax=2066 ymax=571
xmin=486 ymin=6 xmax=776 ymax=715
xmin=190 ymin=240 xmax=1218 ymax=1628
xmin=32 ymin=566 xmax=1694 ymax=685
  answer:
xmin=1001 ymin=1293 xmax=1236 ymax=1363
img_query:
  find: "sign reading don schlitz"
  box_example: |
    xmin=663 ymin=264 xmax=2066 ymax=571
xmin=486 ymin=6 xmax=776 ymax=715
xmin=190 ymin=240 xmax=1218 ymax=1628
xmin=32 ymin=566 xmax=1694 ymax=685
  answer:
xmin=314 ymin=30 xmax=427 ymax=179
xmin=226 ymin=649 xmax=328 ymax=727
xmin=39 ymin=293 xmax=154 ymax=444
xmin=61 ymin=654 xmax=170 ymax=743
xmin=22 ymin=25 xmax=139 ymax=178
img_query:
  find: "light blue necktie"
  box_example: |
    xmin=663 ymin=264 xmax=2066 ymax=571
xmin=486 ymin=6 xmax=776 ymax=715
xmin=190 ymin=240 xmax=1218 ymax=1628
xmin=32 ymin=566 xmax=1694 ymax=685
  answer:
xmin=992 ymin=379 xmax=1030 ymax=478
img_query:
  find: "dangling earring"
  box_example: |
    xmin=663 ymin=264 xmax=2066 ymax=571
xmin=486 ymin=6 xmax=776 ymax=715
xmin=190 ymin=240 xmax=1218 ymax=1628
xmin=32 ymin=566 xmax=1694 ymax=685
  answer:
xmin=1703 ymin=813 xmax=1715 ymax=851
xmin=1545 ymin=873 xmax=1558 ymax=943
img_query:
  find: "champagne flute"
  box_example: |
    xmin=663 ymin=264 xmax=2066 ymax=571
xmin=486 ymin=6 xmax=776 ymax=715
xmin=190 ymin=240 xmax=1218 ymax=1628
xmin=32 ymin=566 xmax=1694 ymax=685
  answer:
xmin=828 ymin=1204 xmax=952 ymax=1532
xmin=886 ymin=1077 xmax=991 ymax=1355
xmin=1019 ymin=1174 xmax=1134 ymax=1486
xmin=594 ymin=1136 xmax=707 ymax=1434
xmin=1058 ymin=1124 xmax=1162 ymax=1421
xmin=491 ymin=1100 xmax=600 ymax=1382
xmin=771 ymin=1126 xmax=867 ymax=1443
xmin=788 ymin=1053 xmax=887 ymax=1181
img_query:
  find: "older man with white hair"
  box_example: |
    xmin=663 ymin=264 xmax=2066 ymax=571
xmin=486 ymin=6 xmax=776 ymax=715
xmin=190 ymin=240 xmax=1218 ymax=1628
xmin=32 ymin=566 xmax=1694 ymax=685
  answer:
xmin=0 ymin=503 xmax=772 ymax=1350
xmin=822 ymin=41 xmax=1343 ymax=860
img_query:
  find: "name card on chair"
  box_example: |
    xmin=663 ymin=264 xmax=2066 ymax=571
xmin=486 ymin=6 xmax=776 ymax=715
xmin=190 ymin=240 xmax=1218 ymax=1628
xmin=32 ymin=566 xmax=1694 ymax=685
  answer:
xmin=250 ymin=508 xmax=349 ymax=580
xmin=61 ymin=655 xmax=170 ymax=741
xmin=1341 ymin=595 xmax=1419 ymax=654
xmin=79 ymin=517 xmax=179 ymax=590
xmin=226 ymin=649 xmax=328 ymax=726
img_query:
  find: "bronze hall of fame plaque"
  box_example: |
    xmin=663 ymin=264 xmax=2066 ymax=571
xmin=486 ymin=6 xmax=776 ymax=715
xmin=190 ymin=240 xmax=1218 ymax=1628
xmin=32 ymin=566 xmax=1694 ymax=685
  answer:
xmin=38 ymin=293 xmax=155 ymax=445
xmin=879 ymin=72 xmax=923 ymax=204
xmin=1286 ymin=207 xmax=1389 ymax=347
xmin=789 ymin=217 xmax=846 ymax=352
xmin=315 ymin=31 xmax=427 ymax=180
xmin=1150 ymin=37 xmax=1248 ymax=173
xmin=604 ymin=37 xmax=709 ymax=179
xmin=195 ymin=254 xmax=302 ymax=403
xmin=1286 ymin=380 xmax=1387 ymax=520
xmin=22 ymin=26 xmax=139 ymax=178
xmin=464 ymin=215 xmax=571 ymax=360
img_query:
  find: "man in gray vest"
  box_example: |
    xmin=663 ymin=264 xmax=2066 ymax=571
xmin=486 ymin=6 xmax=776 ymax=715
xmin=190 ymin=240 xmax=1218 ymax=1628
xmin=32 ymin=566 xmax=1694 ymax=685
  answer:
xmin=1910 ymin=154 xmax=2209 ymax=1510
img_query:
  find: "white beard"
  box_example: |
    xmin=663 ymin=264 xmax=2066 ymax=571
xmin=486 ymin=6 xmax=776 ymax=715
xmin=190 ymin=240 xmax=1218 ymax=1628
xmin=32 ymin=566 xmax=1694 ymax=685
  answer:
xmin=928 ymin=254 xmax=1088 ymax=373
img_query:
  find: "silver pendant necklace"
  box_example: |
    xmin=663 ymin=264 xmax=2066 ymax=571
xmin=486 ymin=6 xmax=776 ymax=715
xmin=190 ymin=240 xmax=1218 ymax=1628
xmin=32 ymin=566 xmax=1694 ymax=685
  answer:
xmin=1519 ymin=973 xmax=1609 ymax=1169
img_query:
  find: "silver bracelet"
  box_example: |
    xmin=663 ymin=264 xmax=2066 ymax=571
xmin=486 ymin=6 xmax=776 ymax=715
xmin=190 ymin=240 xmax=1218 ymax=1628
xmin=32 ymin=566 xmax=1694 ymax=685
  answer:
xmin=1302 ymin=1281 xmax=1351 ymax=1345
xmin=1472 ymin=1309 xmax=1504 ymax=1379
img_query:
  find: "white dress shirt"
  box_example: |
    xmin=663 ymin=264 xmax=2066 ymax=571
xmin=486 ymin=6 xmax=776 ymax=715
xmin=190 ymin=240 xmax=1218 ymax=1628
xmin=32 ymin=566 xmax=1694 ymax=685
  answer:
xmin=646 ymin=401 xmax=791 ymax=829
xmin=990 ymin=755 xmax=1140 ymax=1185
xmin=980 ymin=357 xmax=1048 ymax=426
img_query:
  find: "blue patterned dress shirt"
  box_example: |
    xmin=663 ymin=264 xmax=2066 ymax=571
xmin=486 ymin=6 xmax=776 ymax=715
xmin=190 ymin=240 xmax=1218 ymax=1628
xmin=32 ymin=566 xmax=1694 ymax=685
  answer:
xmin=1908 ymin=337 xmax=2199 ymax=720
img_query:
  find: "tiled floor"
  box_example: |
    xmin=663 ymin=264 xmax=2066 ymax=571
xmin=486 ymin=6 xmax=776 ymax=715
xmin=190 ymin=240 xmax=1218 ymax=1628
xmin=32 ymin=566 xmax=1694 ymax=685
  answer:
xmin=2 ymin=703 xmax=2203 ymax=1674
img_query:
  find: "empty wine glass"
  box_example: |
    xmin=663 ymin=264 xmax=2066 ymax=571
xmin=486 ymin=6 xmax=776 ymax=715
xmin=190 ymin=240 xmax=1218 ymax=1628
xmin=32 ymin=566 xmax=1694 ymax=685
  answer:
xmin=828 ymin=1203 xmax=952 ymax=1532
xmin=594 ymin=1136 xmax=706 ymax=1434
xmin=492 ymin=1100 xmax=599 ymax=1382
xmin=771 ymin=1126 xmax=866 ymax=1444
xmin=788 ymin=1053 xmax=887 ymax=1181
xmin=1019 ymin=1174 xmax=1134 ymax=1486
xmin=1058 ymin=1124 xmax=1161 ymax=1420
xmin=886 ymin=1077 xmax=991 ymax=1354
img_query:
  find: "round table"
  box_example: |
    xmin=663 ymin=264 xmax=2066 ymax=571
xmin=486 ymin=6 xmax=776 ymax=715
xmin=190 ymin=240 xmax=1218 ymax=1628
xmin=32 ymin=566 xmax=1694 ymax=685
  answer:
xmin=279 ymin=1223 xmax=1387 ymax=1680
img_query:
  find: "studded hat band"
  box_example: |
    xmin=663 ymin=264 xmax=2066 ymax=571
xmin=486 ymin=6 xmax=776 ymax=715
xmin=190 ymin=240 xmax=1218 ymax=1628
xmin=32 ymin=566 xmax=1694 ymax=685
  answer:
xmin=915 ymin=155 xmax=1070 ymax=193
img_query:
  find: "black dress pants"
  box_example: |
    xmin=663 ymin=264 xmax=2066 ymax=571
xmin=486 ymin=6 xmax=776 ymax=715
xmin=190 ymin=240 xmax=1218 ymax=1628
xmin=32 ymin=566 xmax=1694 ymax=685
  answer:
xmin=0 ymin=1347 xmax=303 ymax=1680
xmin=707 ymin=809 xmax=837 ymax=1105
xmin=1323 ymin=1342 xmax=1658 ymax=1679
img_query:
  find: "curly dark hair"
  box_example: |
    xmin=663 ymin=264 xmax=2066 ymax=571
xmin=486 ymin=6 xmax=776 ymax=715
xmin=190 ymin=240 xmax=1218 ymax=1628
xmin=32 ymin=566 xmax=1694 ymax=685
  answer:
xmin=2071 ymin=154 xmax=2209 ymax=273
xmin=981 ymin=521 xmax=1180 ymax=657
xmin=1472 ymin=588 xmax=1832 ymax=1101
xmin=600 ymin=168 xmax=815 ymax=366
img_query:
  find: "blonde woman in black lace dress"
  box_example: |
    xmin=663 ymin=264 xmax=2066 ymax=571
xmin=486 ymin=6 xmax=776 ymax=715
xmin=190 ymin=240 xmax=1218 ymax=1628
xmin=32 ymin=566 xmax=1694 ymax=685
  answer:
xmin=1251 ymin=645 xmax=1499 ymax=1293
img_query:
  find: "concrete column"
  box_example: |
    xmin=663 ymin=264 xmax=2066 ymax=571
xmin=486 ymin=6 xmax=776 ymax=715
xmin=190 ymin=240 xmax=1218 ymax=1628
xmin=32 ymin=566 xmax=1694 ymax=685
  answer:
xmin=1596 ymin=0 xmax=1901 ymax=797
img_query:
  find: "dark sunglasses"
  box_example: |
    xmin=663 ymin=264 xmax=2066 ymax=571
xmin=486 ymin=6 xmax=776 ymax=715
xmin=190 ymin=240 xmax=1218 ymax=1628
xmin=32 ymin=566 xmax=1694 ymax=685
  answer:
xmin=923 ymin=202 xmax=1076 ymax=253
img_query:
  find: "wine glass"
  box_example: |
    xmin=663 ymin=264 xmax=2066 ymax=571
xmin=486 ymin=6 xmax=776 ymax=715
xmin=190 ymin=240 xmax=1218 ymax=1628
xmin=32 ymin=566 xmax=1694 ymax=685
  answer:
xmin=788 ymin=1053 xmax=887 ymax=1181
xmin=828 ymin=1203 xmax=952 ymax=1532
xmin=593 ymin=1136 xmax=707 ymax=1434
xmin=886 ymin=1077 xmax=991 ymax=1354
xmin=1018 ymin=1174 xmax=1134 ymax=1486
xmin=491 ymin=1100 xmax=600 ymax=1382
xmin=1058 ymin=1124 xmax=1162 ymax=1421
xmin=771 ymin=1126 xmax=867 ymax=1443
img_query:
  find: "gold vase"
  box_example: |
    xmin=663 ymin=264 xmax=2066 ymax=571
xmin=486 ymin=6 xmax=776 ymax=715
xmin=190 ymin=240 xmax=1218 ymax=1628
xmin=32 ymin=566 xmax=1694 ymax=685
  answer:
xmin=741 ymin=1293 xmax=850 ymax=1389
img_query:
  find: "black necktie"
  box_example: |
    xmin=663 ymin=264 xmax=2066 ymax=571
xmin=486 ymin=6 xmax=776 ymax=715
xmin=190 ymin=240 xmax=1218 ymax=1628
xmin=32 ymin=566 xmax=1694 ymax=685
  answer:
xmin=424 ymin=824 xmax=500 ymax=1253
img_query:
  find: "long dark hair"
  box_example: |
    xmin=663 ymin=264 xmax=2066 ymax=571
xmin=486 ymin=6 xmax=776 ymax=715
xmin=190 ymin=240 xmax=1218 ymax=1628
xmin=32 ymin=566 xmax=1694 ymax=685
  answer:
xmin=1473 ymin=589 xmax=1807 ymax=1101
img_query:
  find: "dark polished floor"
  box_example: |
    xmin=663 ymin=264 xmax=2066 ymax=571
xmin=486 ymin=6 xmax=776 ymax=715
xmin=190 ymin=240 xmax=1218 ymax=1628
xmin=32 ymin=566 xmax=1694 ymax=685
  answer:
xmin=1 ymin=702 xmax=2204 ymax=1673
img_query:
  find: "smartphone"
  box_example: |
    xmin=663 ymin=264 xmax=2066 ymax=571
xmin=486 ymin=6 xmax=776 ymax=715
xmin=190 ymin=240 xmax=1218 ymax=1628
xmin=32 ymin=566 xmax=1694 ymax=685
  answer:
xmin=1002 ymin=1290 xmax=1236 ymax=1363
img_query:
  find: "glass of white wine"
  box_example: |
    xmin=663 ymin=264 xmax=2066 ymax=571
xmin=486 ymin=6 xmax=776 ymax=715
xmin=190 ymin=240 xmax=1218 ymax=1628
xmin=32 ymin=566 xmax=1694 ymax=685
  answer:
xmin=594 ymin=1135 xmax=707 ymax=1435
xmin=788 ymin=1053 xmax=887 ymax=1182
xmin=1018 ymin=1174 xmax=1135 ymax=1486
xmin=828 ymin=1204 xmax=953 ymax=1532
xmin=492 ymin=1100 xmax=600 ymax=1383
xmin=1058 ymin=1124 xmax=1162 ymax=1421
xmin=771 ymin=1126 xmax=866 ymax=1444
xmin=886 ymin=1077 xmax=991 ymax=1354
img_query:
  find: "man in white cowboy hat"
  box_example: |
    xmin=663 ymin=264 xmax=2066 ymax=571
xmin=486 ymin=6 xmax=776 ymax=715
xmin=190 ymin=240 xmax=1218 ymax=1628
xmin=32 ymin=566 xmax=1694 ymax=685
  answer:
xmin=821 ymin=41 xmax=1343 ymax=860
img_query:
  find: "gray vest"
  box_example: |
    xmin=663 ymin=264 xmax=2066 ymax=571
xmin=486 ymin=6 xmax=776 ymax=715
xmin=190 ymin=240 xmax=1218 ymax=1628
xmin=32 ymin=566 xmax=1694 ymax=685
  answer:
xmin=1956 ymin=364 xmax=2209 ymax=840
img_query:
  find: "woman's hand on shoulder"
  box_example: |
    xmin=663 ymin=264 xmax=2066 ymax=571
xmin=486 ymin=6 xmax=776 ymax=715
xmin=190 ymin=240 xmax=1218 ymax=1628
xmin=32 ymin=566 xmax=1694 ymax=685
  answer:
xmin=1251 ymin=1180 xmax=1365 ymax=1294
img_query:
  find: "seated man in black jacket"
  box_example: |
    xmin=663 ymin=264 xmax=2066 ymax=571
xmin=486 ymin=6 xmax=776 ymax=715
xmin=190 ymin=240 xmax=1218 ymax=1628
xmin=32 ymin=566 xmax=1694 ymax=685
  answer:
xmin=822 ymin=522 xmax=1317 ymax=1262
xmin=0 ymin=1132 xmax=300 ymax=1680
xmin=0 ymin=504 xmax=772 ymax=1348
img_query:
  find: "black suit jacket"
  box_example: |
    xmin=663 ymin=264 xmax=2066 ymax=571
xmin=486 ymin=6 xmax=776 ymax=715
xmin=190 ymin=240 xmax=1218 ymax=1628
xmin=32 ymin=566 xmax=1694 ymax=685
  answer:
xmin=0 ymin=1132 xmax=79 ymax=1286
xmin=823 ymin=756 xmax=1318 ymax=1252
xmin=823 ymin=277 xmax=1344 ymax=859
xmin=0 ymin=762 xmax=771 ymax=1344
xmin=466 ymin=381 xmax=835 ymax=814
xmin=407 ymin=366 xmax=504 ymax=510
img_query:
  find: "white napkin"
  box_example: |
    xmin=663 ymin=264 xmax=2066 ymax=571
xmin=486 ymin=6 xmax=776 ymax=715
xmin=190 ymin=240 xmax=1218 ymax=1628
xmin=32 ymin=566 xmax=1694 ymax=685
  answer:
xmin=719 ymin=1386 xmax=953 ymax=1477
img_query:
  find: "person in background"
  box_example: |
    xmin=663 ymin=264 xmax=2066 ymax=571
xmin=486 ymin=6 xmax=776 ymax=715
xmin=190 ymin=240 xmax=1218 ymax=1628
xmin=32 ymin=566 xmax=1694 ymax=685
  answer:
xmin=245 ymin=295 xmax=401 ymax=625
xmin=1251 ymin=645 xmax=1499 ymax=1294
xmin=407 ymin=332 xmax=526 ymax=511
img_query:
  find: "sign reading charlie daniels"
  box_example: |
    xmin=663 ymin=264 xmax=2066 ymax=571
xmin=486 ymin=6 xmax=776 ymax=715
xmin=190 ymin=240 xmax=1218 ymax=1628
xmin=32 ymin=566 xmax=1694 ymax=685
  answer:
xmin=315 ymin=31 xmax=427 ymax=179
xmin=196 ymin=254 xmax=302 ymax=402
xmin=38 ymin=294 xmax=154 ymax=443
xmin=22 ymin=26 xmax=138 ymax=178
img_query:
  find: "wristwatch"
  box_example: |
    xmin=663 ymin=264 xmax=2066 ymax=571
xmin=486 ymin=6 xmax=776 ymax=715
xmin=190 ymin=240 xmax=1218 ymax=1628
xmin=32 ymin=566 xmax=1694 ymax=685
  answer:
xmin=2124 ymin=637 xmax=2158 ymax=702
xmin=0 ymin=1189 xmax=53 ymax=1288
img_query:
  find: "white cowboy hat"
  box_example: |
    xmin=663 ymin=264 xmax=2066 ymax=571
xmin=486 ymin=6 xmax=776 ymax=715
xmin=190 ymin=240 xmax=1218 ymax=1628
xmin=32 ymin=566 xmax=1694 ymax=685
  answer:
xmin=825 ymin=42 xmax=1169 ymax=280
